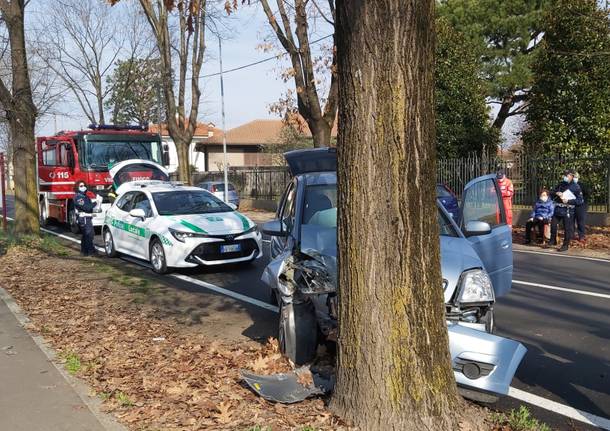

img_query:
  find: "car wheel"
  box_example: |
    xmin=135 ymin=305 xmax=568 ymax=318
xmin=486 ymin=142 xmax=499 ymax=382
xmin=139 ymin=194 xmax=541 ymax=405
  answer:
xmin=68 ymin=204 xmax=80 ymax=234
xmin=150 ymin=238 xmax=169 ymax=274
xmin=39 ymin=199 xmax=48 ymax=227
xmin=103 ymin=228 xmax=118 ymax=258
xmin=482 ymin=308 xmax=495 ymax=334
xmin=278 ymin=300 xmax=318 ymax=365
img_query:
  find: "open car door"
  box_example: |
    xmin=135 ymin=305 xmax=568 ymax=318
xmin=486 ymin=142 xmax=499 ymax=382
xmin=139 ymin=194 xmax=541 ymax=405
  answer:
xmin=461 ymin=174 xmax=513 ymax=298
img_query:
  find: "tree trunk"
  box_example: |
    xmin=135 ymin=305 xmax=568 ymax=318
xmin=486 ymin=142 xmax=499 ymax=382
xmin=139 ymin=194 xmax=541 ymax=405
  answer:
xmin=331 ymin=1 xmax=463 ymax=429
xmin=175 ymin=139 xmax=191 ymax=184
xmin=309 ymin=119 xmax=332 ymax=148
xmin=0 ymin=0 xmax=39 ymax=235
xmin=492 ymin=94 xmax=514 ymax=131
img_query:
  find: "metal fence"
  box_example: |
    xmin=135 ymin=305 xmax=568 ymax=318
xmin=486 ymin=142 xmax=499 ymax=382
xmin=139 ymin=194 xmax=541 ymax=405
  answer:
xmin=193 ymin=155 xmax=610 ymax=213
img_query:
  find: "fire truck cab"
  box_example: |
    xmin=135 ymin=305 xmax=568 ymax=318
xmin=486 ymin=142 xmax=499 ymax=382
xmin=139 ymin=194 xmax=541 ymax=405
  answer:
xmin=37 ymin=124 xmax=168 ymax=233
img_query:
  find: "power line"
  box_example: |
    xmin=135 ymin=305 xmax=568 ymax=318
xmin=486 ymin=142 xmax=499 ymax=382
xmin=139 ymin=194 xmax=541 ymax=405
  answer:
xmin=194 ymin=33 xmax=333 ymax=80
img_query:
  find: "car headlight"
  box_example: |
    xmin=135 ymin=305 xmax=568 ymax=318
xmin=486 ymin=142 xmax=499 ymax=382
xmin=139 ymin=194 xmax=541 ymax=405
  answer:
xmin=236 ymin=225 xmax=258 ymax=237
xmin=455 ymin=269 xmax=495 ymax=304
xmin=169 ymin=228 xmax=208 ymax=243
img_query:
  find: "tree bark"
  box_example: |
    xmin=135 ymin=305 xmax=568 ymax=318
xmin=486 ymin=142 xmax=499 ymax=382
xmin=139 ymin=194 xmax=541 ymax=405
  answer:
xmin=0 ymin=0 xmax=39 ymax=235
xmin=331 ymin=1 xmax=463 ymax=429
xmin=308 ymin=119 xmax=332 ymax=148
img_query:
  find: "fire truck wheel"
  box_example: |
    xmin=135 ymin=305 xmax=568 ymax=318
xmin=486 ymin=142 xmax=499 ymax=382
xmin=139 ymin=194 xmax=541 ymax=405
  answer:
xmin=68 ymin=205 xmax=80 ymax=234
xmin=103 ymin=228 xmax=118 ymax=258
xmin=39 ymin=199 xmax=48 ymax=227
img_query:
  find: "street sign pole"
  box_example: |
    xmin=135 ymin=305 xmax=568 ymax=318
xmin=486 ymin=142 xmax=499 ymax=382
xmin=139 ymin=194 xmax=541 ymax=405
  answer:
xmin=218 ymin=36 xmax=229 ymax=204
xmin=0 ymin=152 xmax=7 ymax=232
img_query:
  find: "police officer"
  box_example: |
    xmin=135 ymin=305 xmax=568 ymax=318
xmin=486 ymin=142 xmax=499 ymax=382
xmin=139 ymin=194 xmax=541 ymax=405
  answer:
xmin=573 ymin=172 xmax=588 ymax=242
xmin=549 ymin=170 xmax=583 ymax=252
xmin=74 ymin=181 xmax=99 ymax=256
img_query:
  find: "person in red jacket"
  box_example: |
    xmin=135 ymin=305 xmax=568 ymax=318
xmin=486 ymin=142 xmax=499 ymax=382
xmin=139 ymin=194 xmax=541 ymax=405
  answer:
xmin=497 ymin=170 xmax=514 ymax=226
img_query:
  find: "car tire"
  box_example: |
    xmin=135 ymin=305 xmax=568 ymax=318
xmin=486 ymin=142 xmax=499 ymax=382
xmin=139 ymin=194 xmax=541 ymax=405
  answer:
xmin=149 ymin=238 xmax=169 ymax=274
xmin=103 ymin=228 xmax=118 ymax=258
xmin=270 ymin=289 xmax=279 ymax=306
xmin=68 ymin=204 xmax=80 ymax=234
xmin=278 ymin=300 xmax=318 ymax=365
xmin=39 ymin=198 xmax=48 ymax=227
xmin=481 ymin=308 xmax=495 ymax=334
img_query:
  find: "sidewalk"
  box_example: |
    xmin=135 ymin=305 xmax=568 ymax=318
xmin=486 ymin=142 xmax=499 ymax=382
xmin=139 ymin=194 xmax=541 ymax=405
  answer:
xmin=0 ymin=288 xmax=117 ymax=431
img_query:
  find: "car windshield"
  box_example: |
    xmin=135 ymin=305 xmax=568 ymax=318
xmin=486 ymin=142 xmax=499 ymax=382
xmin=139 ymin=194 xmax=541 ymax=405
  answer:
xmin=152 ymin=191 xmax=233 ymax=215
xmin=300 ymin=183 xmax=458 ymax=256
xmin=210 ymin=183 xmax=235 ymax=192
xmin=81 ymin=140 xmax=162 ymax=171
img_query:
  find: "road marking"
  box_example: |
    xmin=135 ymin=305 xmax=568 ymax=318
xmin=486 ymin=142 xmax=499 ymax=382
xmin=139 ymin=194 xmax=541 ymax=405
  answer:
xmin=508 ymin=387 xmax=610 ymax=430
xmin=170 ymin=274 xmax=279 ymax=313
xmin=15 ymin=220 xmax=610 ymax=429
xmin=262 ymin=239 xmax=271 ymax=244
xmin=513 ymin=280 xmax=610 ymax=299
xmin=514 ymin=248 xmax=610 ymax=263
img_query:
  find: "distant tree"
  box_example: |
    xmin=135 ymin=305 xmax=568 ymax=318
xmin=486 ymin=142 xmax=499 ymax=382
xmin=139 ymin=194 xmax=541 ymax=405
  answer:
xmin=0 ymin=0 xmax=39 ymax=234
xmin=438 ymin=0 xmax=548 ymax=132
xmin=522 ymin=0 xmax=610 ymax=157
xmin=435 ymin=18 xmax=498 ymax=157
xmin=105 ymin=58 xmax=162 ymax=125
xmin=256 ymin=0 xmax=338 ymax=148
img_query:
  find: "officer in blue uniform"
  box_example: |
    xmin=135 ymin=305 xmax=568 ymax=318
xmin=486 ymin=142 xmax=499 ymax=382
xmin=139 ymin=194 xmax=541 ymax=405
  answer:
xmin=573 ymin=172 xmax=588 ymax=242
xmin=74 ymin=181 xmax=98 ymax=256
xmin=549 ymin=170 xmax=583 ymax=252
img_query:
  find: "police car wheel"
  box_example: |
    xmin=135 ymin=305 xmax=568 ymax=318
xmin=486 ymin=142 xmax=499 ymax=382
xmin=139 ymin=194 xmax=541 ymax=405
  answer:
xmin=104 ymin=229 xmax=118 ymax=258
xmin=150 ymin=239 xmax=169 ymax=274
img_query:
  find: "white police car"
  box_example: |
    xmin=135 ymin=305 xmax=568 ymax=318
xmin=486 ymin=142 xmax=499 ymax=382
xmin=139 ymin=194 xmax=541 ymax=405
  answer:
xmin=102 ymin=160 xmax=263 ymax=273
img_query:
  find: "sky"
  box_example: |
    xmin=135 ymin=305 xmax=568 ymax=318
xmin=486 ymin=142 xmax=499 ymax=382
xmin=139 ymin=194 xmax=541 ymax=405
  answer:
xmin=35 ymin=3 xmax=299 ymax=136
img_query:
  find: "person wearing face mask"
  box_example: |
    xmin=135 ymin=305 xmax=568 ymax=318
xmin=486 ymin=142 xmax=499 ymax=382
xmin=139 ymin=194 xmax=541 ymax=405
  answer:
xmin=572 ymin=172 xmax=588 ymax=242
xmin=550 ymin=169 xmax=583 ymax=252
xmin=525 ymin=189 xmax=554 ymax=245
xmin=74 ymin=182 xmax=99 ymax=256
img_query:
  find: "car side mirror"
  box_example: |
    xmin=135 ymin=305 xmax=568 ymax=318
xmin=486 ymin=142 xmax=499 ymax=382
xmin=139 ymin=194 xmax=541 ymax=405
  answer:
xmin=129 ymin=208 xmax=146 ymax=220
xmin=262 ymin=219 xmax=287 ymax=237
xmin=464 ymin=221 xmax=492 ymax=237
xmin=227 ymin=202 xmax=237 ymax=210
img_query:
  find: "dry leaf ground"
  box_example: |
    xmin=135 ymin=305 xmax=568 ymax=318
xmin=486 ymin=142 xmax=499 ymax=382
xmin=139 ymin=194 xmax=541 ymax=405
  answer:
xmin=0 ymin=235 xmax=528 ymax=431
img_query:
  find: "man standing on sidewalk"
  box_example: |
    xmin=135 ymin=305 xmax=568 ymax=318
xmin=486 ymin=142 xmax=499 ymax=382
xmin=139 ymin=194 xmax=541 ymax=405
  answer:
xmin=497 ymin=170 xmax=514 ymax=226
xmin=550 ymin=169 xmax=583 ymax=252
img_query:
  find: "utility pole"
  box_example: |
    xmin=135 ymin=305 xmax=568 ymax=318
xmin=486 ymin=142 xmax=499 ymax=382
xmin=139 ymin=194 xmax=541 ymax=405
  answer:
xmin=218 ymin=36 xmax=229 ymax=204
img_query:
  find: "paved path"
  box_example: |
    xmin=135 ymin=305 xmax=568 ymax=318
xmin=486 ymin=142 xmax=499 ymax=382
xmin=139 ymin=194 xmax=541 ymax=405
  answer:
xmin=0 ymin=289 xmax=112 ymax=431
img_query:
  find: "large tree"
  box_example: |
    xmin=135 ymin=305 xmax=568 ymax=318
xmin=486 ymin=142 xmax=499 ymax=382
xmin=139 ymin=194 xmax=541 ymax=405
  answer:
xmin=257 ymin=0 xmax=338 ymax=148
xmin=111 ymin=0 xmax=207 ymax=184
xmin=331 ymin=0 xmax=464 ymax=429
xmin=435 ymin=17 xmax=498 ymax=157
xmin=522 ymin=0 xmax=610 ymax=157
xmin=0 ymin=0 xmax=38 ymax=235
xmin=438 ymin=0 xmax=548 ymax=132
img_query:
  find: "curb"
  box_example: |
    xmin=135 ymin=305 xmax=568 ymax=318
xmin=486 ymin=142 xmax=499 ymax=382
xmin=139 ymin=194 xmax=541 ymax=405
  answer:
xmin=512 ymin=243 xmax=610 ymax=261
xmin=0 ymin=286 xmax=127 ymax=431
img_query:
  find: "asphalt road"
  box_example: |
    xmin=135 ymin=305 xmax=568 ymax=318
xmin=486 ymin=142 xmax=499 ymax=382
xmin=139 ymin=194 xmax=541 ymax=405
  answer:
xmin=2 ymin=197 xmax=609 ymax=430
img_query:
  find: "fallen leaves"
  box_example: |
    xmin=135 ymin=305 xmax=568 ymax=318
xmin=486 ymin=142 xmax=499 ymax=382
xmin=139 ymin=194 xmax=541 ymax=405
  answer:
xmin=0 ymin=245 xmax=349 ymax=430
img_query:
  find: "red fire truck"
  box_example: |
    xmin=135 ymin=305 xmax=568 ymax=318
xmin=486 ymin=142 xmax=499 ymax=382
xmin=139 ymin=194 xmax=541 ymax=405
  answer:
xmin=37 ymin=124 xmax=168 ymax=232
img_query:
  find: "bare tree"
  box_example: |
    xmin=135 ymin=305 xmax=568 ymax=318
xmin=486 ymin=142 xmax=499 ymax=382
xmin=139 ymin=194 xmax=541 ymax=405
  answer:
xmin=114 ymin=0 xmax=207 ymax=184
xmin=0 ymin=0 xmax=39 ymax=234
xmin=35 ymin=0 xmax=151 ymax=125
xmin=331 ymin=0 xmax=469 ymax=428
xmin=257 ymin=0 xmax=337 ymax=147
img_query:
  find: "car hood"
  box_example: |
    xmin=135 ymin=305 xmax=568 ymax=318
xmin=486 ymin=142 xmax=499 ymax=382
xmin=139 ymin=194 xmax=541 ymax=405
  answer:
xmin=162 ymin=211 xmax=255 ymax=235
xmin=440 ymin=236 xmax=485 ymax=303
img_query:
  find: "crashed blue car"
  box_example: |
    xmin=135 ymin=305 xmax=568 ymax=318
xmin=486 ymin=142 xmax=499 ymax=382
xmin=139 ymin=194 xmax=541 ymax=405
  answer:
xmin=261 ymin=148 xmax=525 ymax=402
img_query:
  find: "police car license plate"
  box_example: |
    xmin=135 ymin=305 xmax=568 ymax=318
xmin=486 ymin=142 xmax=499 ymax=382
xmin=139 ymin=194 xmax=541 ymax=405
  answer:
xmin=220 ymin=244 xmax=241 ymax=253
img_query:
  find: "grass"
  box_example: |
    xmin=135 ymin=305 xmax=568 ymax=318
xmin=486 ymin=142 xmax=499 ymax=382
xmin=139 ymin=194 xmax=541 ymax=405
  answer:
xmin=115 ymin=391 xmax=133 ymax=407
xmin=491 ymin=406 xmax=551 ymax=431
xmin=62 ymin=352 xmax=82 ymax=375
xmin=0 ymin=223 xmax=68 ymax=257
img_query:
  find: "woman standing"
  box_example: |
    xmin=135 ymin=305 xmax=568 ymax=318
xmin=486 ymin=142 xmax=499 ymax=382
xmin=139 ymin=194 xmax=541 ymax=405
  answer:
xmin=73 ymin=182 xmax=99 ymax=256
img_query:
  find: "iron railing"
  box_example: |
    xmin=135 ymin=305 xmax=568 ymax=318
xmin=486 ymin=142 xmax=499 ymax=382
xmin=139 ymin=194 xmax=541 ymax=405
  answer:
xmin=193 ymin=155 xmax=610 ymax=212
